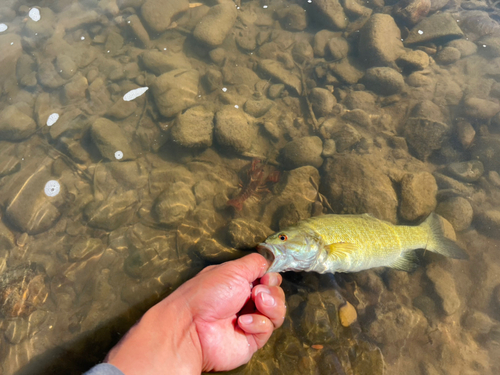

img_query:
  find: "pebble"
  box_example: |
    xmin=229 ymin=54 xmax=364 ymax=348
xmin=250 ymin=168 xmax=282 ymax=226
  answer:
xmin=399 ymin=172 xmax=437 ymax=221
xmin=435 ymin=46 xmax=461 ymax=65
xmin=141 ymin=50 xmax=191 ymax=75
xmin=226 ymin=219 xmax=273 ymax=249
xmin=0 ymin=105 xmax=37 ymax=141
xmin=404 ymin=13 xmax=464 ymax=45
xmin=363 ymin=67 xmax=405 ymax=96
xmin=475 ymin=210 xmax=500 ymax=238
xmin=85 ymin=190 xmax=138 ymax=231
xmin=446 ymin=161 xmax=484 ymax=182
xmin=141 ymin=0 xmax=189 ymax=33
xmin=90 ymin=118 xmax=135 ymax=161
xmin=171 ymin=106 xmax=214 ymax=148
xmin=258 ymin=59 xmax=302 ymax=94
xmin=435 ymin=197 xmax=473 ymax=231
xmin=456 ymin=120 xmax=475 ymax=149
xmin=327 ymin=37 xmax=349 ymax=61
xmin=404 ymin=118 xmax=449 ymax=160
xmin=310 ymin=88 xmax=336 ymax=117
xmin=426 ymin=263 xmax=461 ymax=315
xmin=193 ymin=3 xmax=237 ymax=47
xmin=214 ymin=106 xmax=256 ymax=154
xmin=309 ymin=0 xmax=347 ymax=30
xmin=464 ymin=97 xmax=500 ymax=120
xmin=68 ymin=237 xmax=104 ymax=261
xmin=339 ymin=301 xmax=357 ymax=327
xmin=154 ymin=182 xmax=196 ymax=226
xmin=392 ymin=0 xmax=430 ymax=26
xmin=281 ymin=136 xmax=324 ymax=169
xmin=397 ymin=50 xmax=429 ymax=71
xmin=276 ymin=4 xmax=307 ymax=31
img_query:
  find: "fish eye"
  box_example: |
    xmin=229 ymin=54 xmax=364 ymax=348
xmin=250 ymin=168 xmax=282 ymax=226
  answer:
xmin=278 ymin=233 xmax=288 ymax=241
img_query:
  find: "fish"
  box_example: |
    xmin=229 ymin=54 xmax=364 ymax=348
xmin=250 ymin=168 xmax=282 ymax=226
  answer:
xmin=257 ymin=213 xmax=468 ymax=274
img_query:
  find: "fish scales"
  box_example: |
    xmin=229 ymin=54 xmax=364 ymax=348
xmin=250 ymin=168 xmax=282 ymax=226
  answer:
xmin=258 ymin=213 xmax=468 ymax=274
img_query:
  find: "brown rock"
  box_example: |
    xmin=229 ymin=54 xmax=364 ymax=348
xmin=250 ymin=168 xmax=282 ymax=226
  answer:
xmin=399 ymin=172 xmax=437 ymax=221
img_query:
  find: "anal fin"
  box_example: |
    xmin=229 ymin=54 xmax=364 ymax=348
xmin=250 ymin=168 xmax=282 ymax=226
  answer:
xmin=389 ymin=251 xmax=419 ymax=272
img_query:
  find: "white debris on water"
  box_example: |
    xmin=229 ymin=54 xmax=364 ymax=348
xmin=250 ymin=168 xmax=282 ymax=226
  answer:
xmin=123 ymin=87 xmax=149 ymax=101
xmin=115 ymin=150 xmax=124 ymax=160
xmin=0 ymin=24 xmax=8 ymax=32
xmin=44 ymin=180 xmax=60 ymax=197
xmin=28 ymin=8 xmax=41 ymax=22
xmin=46 ymin=113 xmax=59 ymax=126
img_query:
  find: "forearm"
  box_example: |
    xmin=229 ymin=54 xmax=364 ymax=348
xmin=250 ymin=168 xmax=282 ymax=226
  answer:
xmin=106 ymin=293 xmax=203 ymax=375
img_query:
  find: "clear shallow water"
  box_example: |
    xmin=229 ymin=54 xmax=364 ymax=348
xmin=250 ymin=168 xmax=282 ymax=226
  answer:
xmin=0 ymin=0 xmax=500 ymax=374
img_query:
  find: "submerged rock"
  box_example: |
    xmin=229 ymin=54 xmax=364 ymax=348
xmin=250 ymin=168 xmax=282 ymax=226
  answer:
xmin=0 ymin=105 xmax=37 ymax=141
xmin=281 ymin=136 xmax=324 ymax=169
xmin=399 ymin=172 xmax=437 ymax=221
xmin=404 ymin=118 xmax=449 ymax=160
xmin=358 ymin=14 xmax=405 ymax=67
xmin=91 ymin=118 xmax=135 ymax=161
xmin=85 ymin=190 xmax=139 ymax=231
xmin=152 ymin=69 xmax=199 ymax=118
xmin=308 ymin=0 xmax=348 ymax=30
xmin=446 ymin=161 xmax=484 ymax=182
xmin=321 ymin=154 xmax=398 ymax=223
xmin=310 ymin=88 xmax=336 ymax=117
xmin=363 ymin=67 xmax=405 ymax=96
xmin=154 ymin=182 xmax=196 ymax=226
xmin=426 ymin=263 xmax=461 ymax=315
xmin=193 ymin=3 xmax=237 ymax=47
xmin=141 ymin=0 xmax=189 ymax=33
xmin=214 ymin=106 xmax=256 ymax=154
xmin=226 ymin=219 xmax=273 ymax=249
xmin=435 ymin=197 xmax=473 ymax=231
xmin=258 ymin=59 xmax=302 ymax=94
xmin=404 ymin=12 xmax=464 ymax=45
xmin=171 ymin=106 xmax=214 ymax=148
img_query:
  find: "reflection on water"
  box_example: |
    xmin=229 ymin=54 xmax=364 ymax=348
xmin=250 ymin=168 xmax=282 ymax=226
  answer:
xmin=0 ymin=0 xmax=500 ymax=373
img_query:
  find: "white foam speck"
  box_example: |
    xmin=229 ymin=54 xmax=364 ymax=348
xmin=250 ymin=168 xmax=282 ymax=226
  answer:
xmin=46 ymin=113 xmax=59 ymax=126
xmin=418 ymin=30 xmax=423 ymax=35
xmin=263 ymin=5 xmax=268 ymax=8
xmin=234 ymin=105 xmax=239 ymax=109
xmin=123 ymin=87 xmax=149 ymax=101
xmin=115 ymin=150 xmax=124 ymax=160
xmin=81 ymin=36 xmax=85 ymax=40
xmin=0 ymin=24 xmax=8 ymax=33
xmin=44 ymin=180 xmax=60 ymax=197
xmin=222 ymin=87 xmax=228 ymax=92
xmin=29 ymin=8 xmax=41 ymax=22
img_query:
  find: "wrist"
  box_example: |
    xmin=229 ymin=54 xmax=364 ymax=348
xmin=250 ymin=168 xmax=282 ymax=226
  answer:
xmin=106 ymin=293 xmax=203 ymax=375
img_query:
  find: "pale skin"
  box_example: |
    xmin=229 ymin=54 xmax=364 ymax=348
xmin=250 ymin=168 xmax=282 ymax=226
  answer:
xmin=105 ymin=253 xmax=286 ymax=374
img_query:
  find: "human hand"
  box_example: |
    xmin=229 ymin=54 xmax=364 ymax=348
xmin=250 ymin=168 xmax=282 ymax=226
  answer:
xmin=105 ymin=253 xmax=286 ymax=374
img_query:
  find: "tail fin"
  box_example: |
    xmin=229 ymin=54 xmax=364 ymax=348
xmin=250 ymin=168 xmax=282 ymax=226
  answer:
xmin=421 ymin=213 xmax=469 ymax=259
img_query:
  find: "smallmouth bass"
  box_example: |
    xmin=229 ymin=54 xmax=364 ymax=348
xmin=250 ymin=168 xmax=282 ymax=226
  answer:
xmin=258 ymin=213 xmax=468 ymax=274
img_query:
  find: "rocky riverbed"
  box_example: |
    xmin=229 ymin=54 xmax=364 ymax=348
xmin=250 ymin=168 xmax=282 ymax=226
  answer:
xmin=1 ymin=0 xmax=500 ymax=373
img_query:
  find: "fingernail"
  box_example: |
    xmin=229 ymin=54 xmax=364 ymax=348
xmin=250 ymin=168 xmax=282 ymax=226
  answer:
xmin=240 ymin=315 xmax=253 ymax=325
xmin=261 ymin=292 xmax=275 ymax=306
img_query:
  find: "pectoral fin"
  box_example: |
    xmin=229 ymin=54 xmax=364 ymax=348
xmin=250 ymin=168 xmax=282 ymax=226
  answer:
xmin=389 ymin=252 xmax=419 ymax=272
xmin=325 ymin=242 xmax=358 ymax=257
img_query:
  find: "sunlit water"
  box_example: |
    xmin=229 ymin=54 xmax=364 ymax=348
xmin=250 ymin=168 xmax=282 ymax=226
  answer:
xmin=0 ymin=0 xmax=499 ymax=374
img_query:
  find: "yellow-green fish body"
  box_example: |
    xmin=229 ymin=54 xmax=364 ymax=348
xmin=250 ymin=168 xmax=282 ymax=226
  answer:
xmin=258 ymin=213 xmax=468 ymax=274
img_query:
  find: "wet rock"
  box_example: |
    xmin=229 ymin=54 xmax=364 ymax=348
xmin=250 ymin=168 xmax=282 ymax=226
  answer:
xmin=309 ymin=0 xmax=347 ymax=30
xmin=368 ymin=304 xmax=426 ymax=344
xmin=141 ymin=0 xmax=189 ymax=33
xmin=292 ymin=41 xmax=314 ymax=64
xmin=91 ymin=118 xmax=135 ymax=161
xmin=203 ymin=68 xmax=222 ymax=92
xmin=456 ymin=120 xmax=475 ymax=149
xmin=413 ymin=294 xmax=439 ymax=322
xmin=447 ymin=39 xmax=477 ymax=57
xmin=235 ymin=28 xmax=257 ymax=52
xmin=276 ymin=4 xmax=307 ymax=31
xmin=329 ymin=57 xmax=364 ymax=84
xmin=258 ymin=59 xmax=302 ymax=94
xmin=313 ymin=30 xmax=337 ymax=57
xmin=393 ymin=0 xmax=430 ymax=26
xmin=0 ymin=105 xmax=36 ymax=141
xmin=475 ymin=210 xmax=500 ymax=238
xmin=426 ymin=263 xmax=461 ymax=315
xmin=464 ymin=97 xmax=500 ymax=120
xmin=471 ymin=136 xmax=500 ymax=172
xmin=107 ymin=97 xmax=138 ymax=119
xmin=322 ymin=154 xmax=398 ymax=223
xmin=171 ymin=106 xmax=214 ymax=148
xmin=339 ymin=301 xmax=357 ymax=327
xmin=152 ymin=69 xmax=199 ymax=118
xmin=0 ymin=221 xmax=15 ymax=251
xmin=463 ymin=310 xmax=494 ymax=335
xmin=141 ymin=50 xmax=191 ymax=75
xmin=397 ymin=50 xmax=429 ymax=71
xmin=343 ymin=109 xmax=372 ymax=128
xmin=404 ymin=12 xmax=464 ymax=45
xmin=4 ymin=319 xmax=29 ymax=344
xmin=310 ymin=88 xmax=336 ymax=117
xmin=435 ymin=46 xmax=461 ymax=65
xmin=17 ymin=54 xmax=38 ymax=87
xmin=446 ymin=161 xmax=484 ymax=182
xmin=37 ymin=60 xmax=68 ymax=88
xmin=24 ymin=7 xmax=55 ymax=38
xmin=63 ymin=74 xmax=88 ymax=102
xmin=85 ymin=190 xmax=138 ymax=231
xmin=488 ymin=171 xmax=500 ymax=188
xmin=322 ymin=139 xmax=336 ymax=157
xmin=126 ymin=14 xmax=151 ymax=48
xmin=154 ymin=182 xmax=196 ymax=226
xmin=55 ymin=55 xmax=77 ymax=80
xmin=404 ymin=118 xmax=449 ymax=160
xmin=226 ymin=218 xmax=273 ymax=249
xmin=68 ymin=237 xmax=104 ymax=261
xmin=411 ymin=100 xmax=445 ymax=122
xmin=214 ymin=106 xmax=256 ymax=153
xmin=209 ymin=48 xmax=226 ymax=65
xmin=435 ymin=197 xmax=473 ymax=231
xmin=243 ymin=98 xmax=274 ymax=118
xmin=399 ymin=172 xmax=437 ymax=221
xmin=327 ymin=37 xmax=349 ymax=61
xmin=0 ymin=33 xmax=22 ymax=87
xmin=281 ymin=136 xmax=324 ymax=169
xmin=193 ymin=3 xmax=237 ymax=47
xmin=194 ymin=237 xmax=248 ymax=263
xmin=268 ymin=84 xmax=285 ymax=99
xmin=478 ymin=36 xmax=500 ymax=58
xmin=363 ymin=67 xmax=405 ymax=96
xmin=331 ymin=124 xmax=361 ymax=152
xmin=299 ymin=292 xmax=337 ymax=344
xmin=358 ymin=14 xmax=405 ymax=67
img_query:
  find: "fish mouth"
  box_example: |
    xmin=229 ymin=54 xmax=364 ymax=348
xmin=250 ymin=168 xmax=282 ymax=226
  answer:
xmin=257 ymin=244 xmax=284 ymax=273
